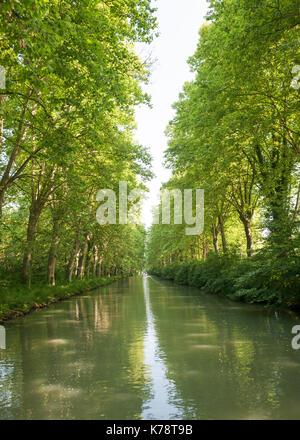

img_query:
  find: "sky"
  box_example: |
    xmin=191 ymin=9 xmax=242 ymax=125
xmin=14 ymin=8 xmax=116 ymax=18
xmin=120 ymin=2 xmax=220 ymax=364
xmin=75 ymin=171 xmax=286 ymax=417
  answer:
xmin=135 ymin=0 xmax=209 ymax=228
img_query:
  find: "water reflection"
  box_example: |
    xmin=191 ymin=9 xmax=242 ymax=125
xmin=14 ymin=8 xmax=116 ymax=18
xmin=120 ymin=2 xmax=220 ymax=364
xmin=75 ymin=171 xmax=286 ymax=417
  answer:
xmin=146 ymin=276 xmax=300 ymax=419
xmin=0 ymin=278 xmax=151 ymax=419
xmin=141 ymin=275 xmax=184 ymax=419
xmin=0 ymin=275 xmax=300 ymax=419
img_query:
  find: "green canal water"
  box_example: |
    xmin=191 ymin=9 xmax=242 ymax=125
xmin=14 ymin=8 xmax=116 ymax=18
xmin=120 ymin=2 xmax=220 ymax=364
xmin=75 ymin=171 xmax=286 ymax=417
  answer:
xmin=1 ymin=275 xmax=300 ymax=420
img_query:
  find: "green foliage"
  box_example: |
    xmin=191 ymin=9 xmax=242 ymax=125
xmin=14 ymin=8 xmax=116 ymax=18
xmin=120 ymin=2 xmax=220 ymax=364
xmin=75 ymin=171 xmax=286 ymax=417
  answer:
xmin=149 ymin=249 xmax=300 ymax=309
xmin=0 ymin=276 xmax=120 ymax=322
xmin=147 ymin=0 xmax=299 ymax=309
xmin=0 ymin=0 xmax=156 ymax=291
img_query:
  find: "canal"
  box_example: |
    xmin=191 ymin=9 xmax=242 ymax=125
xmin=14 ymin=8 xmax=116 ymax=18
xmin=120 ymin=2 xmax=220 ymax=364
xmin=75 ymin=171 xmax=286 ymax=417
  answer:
xmin=0 ymin=275 xmax=300 ymax=419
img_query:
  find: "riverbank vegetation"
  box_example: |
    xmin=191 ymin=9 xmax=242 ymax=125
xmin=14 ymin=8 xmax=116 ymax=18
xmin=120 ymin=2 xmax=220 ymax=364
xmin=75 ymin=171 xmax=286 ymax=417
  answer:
xmin=0 ymin=0 xmax=156 ymax=298
xmin=0 ymin=276 xmax=121 ymax=323
xmin=147 ymin=0 xmax=300 ymax=308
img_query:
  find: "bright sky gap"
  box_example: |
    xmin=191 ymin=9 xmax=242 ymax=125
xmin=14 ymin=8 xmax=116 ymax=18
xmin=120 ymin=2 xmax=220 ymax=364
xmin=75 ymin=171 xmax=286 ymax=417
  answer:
xmin=135 ymin=0 xmax=209 ymax=228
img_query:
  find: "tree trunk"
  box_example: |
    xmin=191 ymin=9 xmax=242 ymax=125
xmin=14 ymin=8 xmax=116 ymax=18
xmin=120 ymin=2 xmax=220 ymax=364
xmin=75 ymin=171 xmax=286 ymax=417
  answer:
xmin=218 ymin=215 xmax=227 ymax=253
xmin=77 ymin=234 xmax=89 ymax=280
xmin=67 ymin=232 xmax=80 ymax=282
xmin=22 ymin=202 xmax=42 ymax=286
xmin=86 ymin=260 xmax=91 ymax=279
xmin=212 ymin=223 xmax=220 ymax=254
xmin=202 ymin=237 xmax=208 ymax=261
xmin=47 ymin=216 xmax=62 ymax=286
xmin=241 ymin=218 xmax=254 ymax=257
xmin=0 ymin=190 xmax=5 ymax=219
xmin=85 ymin=240 xmax=92 ymax=279
xmin=96 ymin=257 xmax=103 ymax=278
xmin=92 ymin=246 xmax=98 ymax=277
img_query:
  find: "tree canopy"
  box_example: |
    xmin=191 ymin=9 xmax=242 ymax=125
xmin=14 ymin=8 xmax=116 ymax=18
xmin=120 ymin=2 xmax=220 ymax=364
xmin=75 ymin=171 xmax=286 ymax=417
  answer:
xmin=147 ymin=0 xmax=300 ymax=307
xmin=0 ymin=0 xmax=156 ymax=288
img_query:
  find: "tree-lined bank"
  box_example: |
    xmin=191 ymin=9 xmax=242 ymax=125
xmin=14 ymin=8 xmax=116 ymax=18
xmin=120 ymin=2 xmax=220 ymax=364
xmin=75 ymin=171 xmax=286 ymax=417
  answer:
xmin=147 ymin=0 xmax=300 ymax=309
xmin=0 ymin=276 xmax=120 ymax=323
xmin=0 ymin=0 xmax=156 ymax=310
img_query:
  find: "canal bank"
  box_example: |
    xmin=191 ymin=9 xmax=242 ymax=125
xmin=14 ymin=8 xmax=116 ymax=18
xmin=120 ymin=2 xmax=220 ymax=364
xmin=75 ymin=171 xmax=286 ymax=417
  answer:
xmin=0 ymin=276 xmax=122 ymax=323
xmin=148 ymin=255 xmax=300 ymax=311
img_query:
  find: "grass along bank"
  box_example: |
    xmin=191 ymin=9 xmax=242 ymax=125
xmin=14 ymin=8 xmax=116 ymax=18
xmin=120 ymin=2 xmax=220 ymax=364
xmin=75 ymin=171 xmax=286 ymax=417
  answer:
xmin=0 ymin=276 xmax=122 ymax=323
xmin=148 ymin=252 xmax=300 ymax=310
